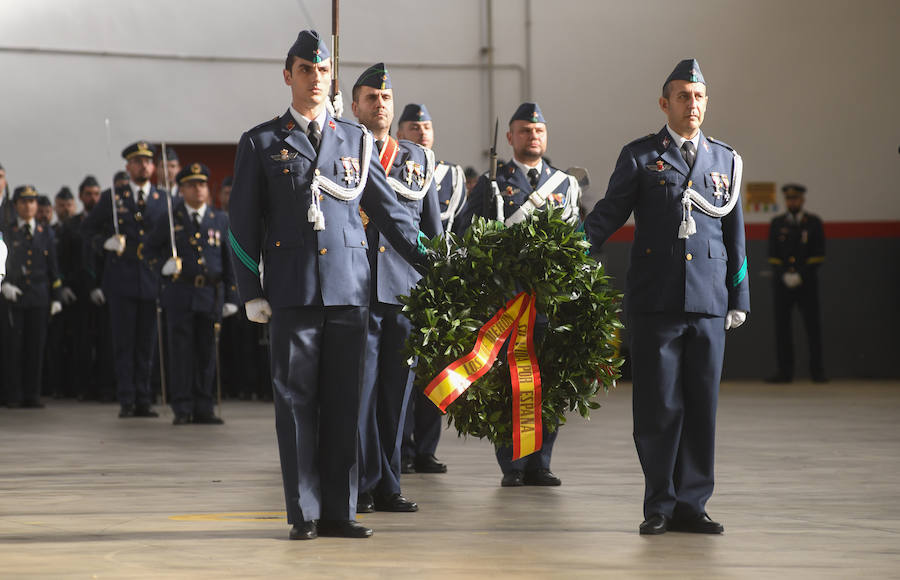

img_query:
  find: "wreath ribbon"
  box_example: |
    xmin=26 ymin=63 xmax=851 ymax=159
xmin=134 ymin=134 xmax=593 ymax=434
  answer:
xmin=424 ymin=291 xmax=543 ymax=459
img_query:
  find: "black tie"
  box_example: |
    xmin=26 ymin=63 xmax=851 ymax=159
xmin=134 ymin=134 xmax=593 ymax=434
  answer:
xmin=307 ymin=121 xmax=321 ymax=153
xmin=137 ymin=188 xmax=145 ymax=205
xmin=375 ymin=139 xmax=385 ymax=153
xmin=192 ymin=212 xmax=201 ymax=231
xmin=24 ymin=223 xmax=32 ymax=237
xmin=528 ymin=168 xmax=540 ymax=191
xmin=681 ymin=141 xmax=696 ymax=169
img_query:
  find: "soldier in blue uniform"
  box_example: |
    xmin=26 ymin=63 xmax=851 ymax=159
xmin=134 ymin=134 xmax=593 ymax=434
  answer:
xmin=228 ymin=31 xmax=428 ymax=540
xmin=350 ymin=68 xmax=442 ymax=513
xmin=584 ymin=59 xmax=750 ymax=535
xmin=149 ymin=162 xmax=238 ymax=425
xmin=766 ymin=183 xmax=826 ymax=383
xmin=395 ymin=102 xmax=461 ymax=474
xmin=82 ymin=141 xmax=168 ymax=418
xmin=454 ymin=102 xmax=582 ymax=488
xmin=1 ymin=185 xmax=63 ymax=408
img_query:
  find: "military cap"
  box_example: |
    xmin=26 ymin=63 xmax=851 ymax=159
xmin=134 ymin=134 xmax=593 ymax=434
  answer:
xmin=37 ymin=195 xmax=52 ymax=207
xmin=399 ymin=104 xmax=431 ymax=124
xmin=782 ymin=183 xmax=807 ymax=197
xmin=13 ymin=185 xmax=38 ymax=202
xmin=222 ymin=176 xmax=233 ymax=187
xmin=79 ymin=175 xmax=100 ymax=192
xmin=509 ymin=102 xmax=546 ymax=125
xmin=176 ymin=162 xmax=210 ymax=184
xmin=113 ymin=170 xmax=130 ymax=183
xmin=56 ymin=186 xmax=74 ymax=200
xmin=0 ymin=161 xmax=4 ymax=170
xmin=664 ymin=58 xmax=706 ymax=89
xmin=164 ymin=146 xmax=179 ymax=161
xmin=355 ymin=63 xmax=392 ymax=91
xmin=121 ymin=141 xmax=157 ymax=160
xmin=288 ymin=29 xmax=330 ymax=63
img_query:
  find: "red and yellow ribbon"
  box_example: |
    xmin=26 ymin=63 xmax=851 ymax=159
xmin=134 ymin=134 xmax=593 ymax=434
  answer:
xmin=424 ymin=291 xmax=542 ymax=459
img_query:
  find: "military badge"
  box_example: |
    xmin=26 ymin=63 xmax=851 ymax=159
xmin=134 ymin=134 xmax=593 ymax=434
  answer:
xmin=208 ymin=228 xmax=216 ymax=246
xmin=710 ymin=172 xmax=723 ymax=198
xmin=549 ymin=193 xmax=565 ymax=207
xmin=340 ymin=157 xmax=360 ymax=186
xmin=721 ymin=174 xmax=731 ymax=201
xmin=152 ymin=192 xmax=159 ymax=200
xmin=271 ymin=149 xmax=299 ymax=162
xmin=646 ymin=160 xmax=672 ymax=172
xmin=328 ymin=120 xmax=336 ymax=130
xmin=286 ymin=121 xmax=295 ymax=131
xmin=504 ymin=185 xmax=519 ymax=196
xmin=662 ymin=135 xmax=670 ymax=149
xmin=404 ymin=160 xmax=425 ymax=188
xmin=215 ymin=230 xmax=221 ymax=247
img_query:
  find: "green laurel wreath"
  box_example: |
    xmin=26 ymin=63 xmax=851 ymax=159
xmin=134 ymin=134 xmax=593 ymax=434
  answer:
xmin=401 ymin=208 xmax=624 ymax=447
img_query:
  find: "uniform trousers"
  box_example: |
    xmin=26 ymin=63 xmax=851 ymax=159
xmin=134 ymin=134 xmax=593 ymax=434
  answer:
xmin=628 ymin=311 xmax=725 ymax=520
xmin=269 ymin=305 xmax=368 ymax=523
xmin=402 ymin=387 xmax=444 ymax=460
xmin=2 ymin=304 xmax=49 ymax=406
xmin=773 ymin=280 xmax=824 ymax=378
xmin=107 ymin=294 xmax=157 ymax=408
xmin=166 ymin=307 xmax=216 ymax=417
xmin=358 ymin=302 xmax=416 ymax=497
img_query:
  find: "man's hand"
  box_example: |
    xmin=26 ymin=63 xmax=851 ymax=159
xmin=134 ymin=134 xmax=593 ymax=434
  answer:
xmin=222 ymin=303 xmax=239 ymax=318
xmin=60 ymin=286 xmax=77 ymax=305
xmin=725 ymin=310 xmax=747 ymax=330
xmin=89 ymin=288 xmax=106 ymax=306
xmin=50 ymin=301 xmax=63 ymax=316
xmin=161 ymin=257 xmax=181 ymax=277
xmin=782 ymin=272 xmax=802 ymax=288
xmin=326 ymin=90 xmax=344 ymax=118
xmin=103 ymin=235 xmax=125 ymax=254
xmin=245 ymin=298 xmax=272 ymax=324
xmin=1 ymin=282 xmax=23 ymax=302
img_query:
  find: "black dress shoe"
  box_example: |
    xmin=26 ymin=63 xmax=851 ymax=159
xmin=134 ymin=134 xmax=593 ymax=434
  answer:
xmin=812 ymin=374 xmax=829 ymax=383
xmin=373 ymin=493 xmax=418 ymax=512
xmin=172 ymin=415 xmax=191 ymax=425
xmin=133 ymin=406 xmax=159 ymax=418
xmin=192 ymin=414 xmax=224 ymax=424
xmin=356 ymin=492 xmax=375 ymax=514
xmin=414 ymin=454 xmax=448 ymax=473
xmin=118 ymin=405 xmax=135 ymax=418
xmin=400 ymin=457 xmax=416 ymax=474
xmin=765 ymin=374 xmax=792 ymax=383
xmin=501 ymin=470 xmax=524 ymax=487
xmin=317 ymin=519 xmax=373 ymax=538
xmin=21 ymin=401 xmax=46 ymax=409
xmin=639 ymin=514 xmax=669 ymax=535
xmin=288 ymin=520 xmax=317 ymax=540
xmin=668 ymin=513 xmax=724 ymax=534
xmin=523 ymin=468 xmax=561 ymax=486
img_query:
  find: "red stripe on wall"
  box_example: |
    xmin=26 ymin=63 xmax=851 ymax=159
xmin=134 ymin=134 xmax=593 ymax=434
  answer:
xmin=604 ymin=221 xmax=900 ymax=242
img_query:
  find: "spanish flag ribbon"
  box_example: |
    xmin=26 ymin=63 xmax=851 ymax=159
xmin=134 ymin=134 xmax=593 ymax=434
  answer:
xmin=424 ymin=291 xmax=543 ymax=459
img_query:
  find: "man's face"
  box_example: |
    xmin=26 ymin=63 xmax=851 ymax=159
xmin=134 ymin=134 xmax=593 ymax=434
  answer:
xmin=16 ymin=199 xmax=37 ymax=221
xmin=507 ymin=120 xmax=547 ymax=163
xmin=126 ymin=156 xmax=155 ymax=185
xmin=785 ymin=194 xmax=805 ymax=213
xmin=219 ymin=185 xmax=232 ymax=210
xmin=660 ymin=80 xmax=707 ymax=138
xmin=37 ymin=203 xmax=53 ymax=225
xmin=165 ymin=159 xmax=181 ymax=183
xmin=80 ymin=186 xmax=101 ymax=212
xmin=397 ymin=120 xmax=434 ymax=149
xmin=352 ymin=86 xmax=394 ymax=136
xmin=283 ymin=57 xmax=331 ymax=111
xmin=181 ymin=180 xmax=209 ymax=209
xmin=55 ymin=197 xmax=76 ymax=220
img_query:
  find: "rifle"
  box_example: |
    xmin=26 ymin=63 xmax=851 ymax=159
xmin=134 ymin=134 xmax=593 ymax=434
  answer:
xmin=331 ymin=0 xmax=340 ymax=107
xmin=484 ymin=118 xmax=502 ymax=220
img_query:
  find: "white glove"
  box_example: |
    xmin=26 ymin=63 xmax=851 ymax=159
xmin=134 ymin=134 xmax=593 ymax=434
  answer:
xmin=222 ymin=302 xmax=239 ymax=318
xmin=0 ymin=237 xmax=7 ymax=281
xmin=245 ymin=298 xmax=272 ymax=324
xmin=50 ymin=301 xmax=63 ymax=316
xmin=782 ymin=272 xmax=803 ymax=288
xmin=326 ymin=90 xmax=344 ymax=118
xmin=725 ymin=309 xmax=747 ymax=330
xmin=161 ymin=257 xmax=180 ymax=277
xmin=60 ymin=286 xmax=77 ymax=305
xmin=89 ymin=287 xmax=106 ymax=306
xmin=103 ymin=235 xmax=125 ymax=254
xmin=1 ymin=282 xmax=23 ymax=302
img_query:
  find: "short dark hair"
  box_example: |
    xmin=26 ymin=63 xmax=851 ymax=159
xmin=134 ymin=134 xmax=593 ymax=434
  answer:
xmin=285 ymin=55 xmax=296 ymax=72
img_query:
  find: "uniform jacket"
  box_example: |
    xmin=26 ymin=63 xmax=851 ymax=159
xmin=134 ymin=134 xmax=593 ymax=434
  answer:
xmin=768 ymin=211 xmax=825 ymax=283
xmin=148 ymin=200 xmax=238 ymax=316
xmin=368 ymin=139 xmax=442 ymax=305
xmin=0 ymin=219 xmax=62 ymax=308
xmin=453 ymin=158 xmax=580 ymax=235
xmin=584 ymin=127 xmax=750 ymax=317
xmin=228 ymin=110 xmax=424 ymax=309
xmin=434 ymin=160 xmax=465 ymax=231
xmin=81 ymin=184 xmax=167 ymax=300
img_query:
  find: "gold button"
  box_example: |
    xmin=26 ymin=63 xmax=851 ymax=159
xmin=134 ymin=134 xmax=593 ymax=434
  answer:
xmin=118 ymin=219 xmax=123 ymax=224
xmin=659 ymin=180 xmax=665 ymax=185
xmin=319 ymin=248 xmax=327 ymax=255
xmin=139 ymin=229 xmax=144 ymax=236
xmin=360 ymin=241 xmax=365 ymax=246
xmin=26 ymin=259 xmax=32 ymax=265
xmin=379 ymin=246 xmax=386 ymax=253
xmin=686 ymin=253 xmax=693 ymax=261
xmin=27 ymin=250 xmax=32 ymax=255
xmin=509 ymin=200 xmax=514 ymax=205
xmin=319 ymin=194 xmax=324 ymax=201
xmin=788 ymin=256 xmax=796 ymax=263
xmin=275 ymin=241 xmax=281 ymax=247
xmin=197 ymin=258 xmax=204 ymax=264
xmin=194 ymin=233 xmax=201 ymax=239
xmin=645 ymin=248 xmax=652 ymax=255
xmin=314 ymin=169 xmax=320 ymax=176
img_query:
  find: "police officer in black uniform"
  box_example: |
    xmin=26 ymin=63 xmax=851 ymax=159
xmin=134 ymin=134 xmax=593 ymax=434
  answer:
xmin=150 ymin=162 xmax=238 ymax=424
xmin=1 ymin=186 xmax=63 ymax=408
xmin=766 ymin=183 xmax=826 ymax=383
xmin=82 ymin=141 xmax=167 ymax=418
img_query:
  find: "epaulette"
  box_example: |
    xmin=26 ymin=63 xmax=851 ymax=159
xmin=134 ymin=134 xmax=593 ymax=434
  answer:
xmin=247 ymin=115 xmax=282 ymax=133
xmin=706 ymin=136 xmax=734 ymax=151
xmin=627 ymin=133 xmax=656 ymax=147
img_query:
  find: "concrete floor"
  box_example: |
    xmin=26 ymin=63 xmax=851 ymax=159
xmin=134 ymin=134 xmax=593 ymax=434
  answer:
xmin=1 ymin=380 xmax=899 ymax=579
